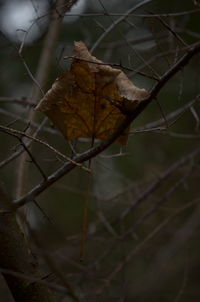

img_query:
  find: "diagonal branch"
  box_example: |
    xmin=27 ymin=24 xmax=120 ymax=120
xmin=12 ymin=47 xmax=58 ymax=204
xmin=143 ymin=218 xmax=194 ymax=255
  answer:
xmin=95 ymin=199 xmax=200 ymax=296
xmin=13 ymin=41 xmax=200 ymax=208
xmin=0 ymin=125 xmax=90 ymax=172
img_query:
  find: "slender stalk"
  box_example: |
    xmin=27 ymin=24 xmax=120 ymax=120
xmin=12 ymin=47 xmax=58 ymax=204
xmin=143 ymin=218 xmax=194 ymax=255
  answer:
xmin=80 ymin=155 xmax=93 ymax=261
xmin=16 ymin=0 xmax=79 ymax=199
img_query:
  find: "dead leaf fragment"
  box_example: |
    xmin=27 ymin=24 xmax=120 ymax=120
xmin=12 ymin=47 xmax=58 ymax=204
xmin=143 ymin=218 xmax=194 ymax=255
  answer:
xmin=36 ymin=41 xmax=149 ymax=144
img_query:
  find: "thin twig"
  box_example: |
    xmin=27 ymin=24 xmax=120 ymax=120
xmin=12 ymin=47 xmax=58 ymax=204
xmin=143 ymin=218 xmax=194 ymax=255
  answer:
xmin=63 ymin=9 xmax=200 ymax=18
xmin=86 ymin=147 xmax=200 ymax=270
xmin=95 ymin=198 xmax=200 ymax=296
xmin=65 ymin=55 xmax=160 ymax=81
xmin=120 ymin=146 xmax=200 ymax=221
xmin=0 ymin=118 xmax=49 ymax=169
xmin=0 ymin=107 xmax=58 ymax=135
xmin=124 ymin=164 xmax=196 ymax=238
xmin=26 ymin=224 xmax=80 ymax=302
xmin=130 ymin=94 xmax=200 ymax=133
xmin=16 ymin=0 xmax=79 ymax=199
xmin=0 ymin=125 xmax=90 ymax=172
xmin=155 ymin=14 xmax=188 ymax=47
xmin=90 ymin=0 xmax=153 ymax=53
xmin=0 ymin=97 xmax=35 ymax=107
xmin=0 ymin=268 xmax=69 ymax=294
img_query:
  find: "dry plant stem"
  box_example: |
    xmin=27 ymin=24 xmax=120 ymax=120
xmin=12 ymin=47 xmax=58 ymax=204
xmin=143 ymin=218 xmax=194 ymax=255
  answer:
xmin=131 ymin=44 xmax=192 ymax=78
xmin=124 ymin=164 xmax=196 ymax=238
xmin=0 ymin=125 xmax=90 ymax=172
xmin=80 ymin=158 xmax=93 ymax=261
xmin=13 ymin=41 xmax=200 ymax=208
xmin=121 ymin=147 xmax=200 ymax=221
xmin=16 ymin=0 xmax=78 ymax=199
xmin=131 ymin=94 xmax=200 ymax=133
xmin=0 ymin=97 xmax=34 ymax=107
xmin=156 ymin=14 xmax=187 ymax=47
xmin=88 ymin=152 xmax=200 ymax=271
xmin=0 ymin=118 xmax=49 ymax=170
xmin=100 ymin=27 xmax=193 ymax=49
xmin=0 ymin=108 xmax=57 ymax=135
xmin=80 ymin=134 xmax=95 ymax=260
xmin=139 ymin=206 xmax=200 ymax=296
xmin=90 ymin=0 xmax=153 ymax=53
xmin=0 ymin=268 xmax=68 ymax=295
xmin=65 ymin=55 xmax=159 ymax=81
xmin=63 ymin=9 xmax=200 ymax=18
xmin=87 ymin=145 xmax=200 ymax=249
xmin=95 ymin=199 xmax=200 ymax=297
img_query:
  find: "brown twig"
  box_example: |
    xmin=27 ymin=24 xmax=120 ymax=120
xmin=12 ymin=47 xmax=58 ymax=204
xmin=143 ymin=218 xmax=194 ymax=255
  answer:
xmin=0 ymin=118 xmax=49 ymax=170
xmin=130 ymin=94 xmax=200 ymax=133
xmin=0 ymin=108 xmax=57 ymax=135
xmin=124 ymin=164 xmax=196 ymax=238
xmin=0 ymin=97 xmax=35 ymax=107
xmin=65 ymin=55 xmax=160 ymax=81
xmin=90 ymin=0 xmax=154 ymax=53
xmin=86 ymin=146 xmax=200 ymax=270
xmin=0 ymin=268 xmax=68 ymax=294
xmin=120 ymin=146 xmax=200 ymax=221
xmin=0 ymin=125 xmax=90 ymax=172
xmin=16 ymin=0 xmax=79 ymax=199
xmin=95 ymin=198 xmax=200 ymax=296
xmin=62 ymin=9 xmax=200 ymax=18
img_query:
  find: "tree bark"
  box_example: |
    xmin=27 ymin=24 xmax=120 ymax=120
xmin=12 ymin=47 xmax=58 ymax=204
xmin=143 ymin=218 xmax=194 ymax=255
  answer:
xmin=0 ymin=185 xmax=55 ymax=302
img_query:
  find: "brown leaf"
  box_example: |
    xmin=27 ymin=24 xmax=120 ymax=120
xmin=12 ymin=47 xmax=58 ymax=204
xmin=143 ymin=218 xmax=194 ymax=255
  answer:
xmin=36 ymin=41 xmax=149 ymax=144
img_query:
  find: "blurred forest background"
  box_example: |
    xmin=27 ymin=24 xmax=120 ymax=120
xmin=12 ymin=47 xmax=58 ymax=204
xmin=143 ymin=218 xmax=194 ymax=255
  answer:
xmin=0 ymin=0 xmax=200 ymax=301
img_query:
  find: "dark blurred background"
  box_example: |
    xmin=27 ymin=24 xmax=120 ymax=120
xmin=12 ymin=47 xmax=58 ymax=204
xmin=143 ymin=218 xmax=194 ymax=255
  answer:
xmin=0 ymin=0 xmax=200 ymax=301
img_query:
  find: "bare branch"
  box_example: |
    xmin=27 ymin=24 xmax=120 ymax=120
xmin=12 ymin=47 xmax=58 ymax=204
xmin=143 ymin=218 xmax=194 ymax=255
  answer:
xmin=0 ymin=125 xmax=90 ymax=172
xmin=90 ymin=0 xmax=154 ymax=53
xmin=64 ymin=55 xmax=159 ymax=81
xmin=63 ymin=9 xmax=200 ymax=18
xmin=16 ymin=0 xmax=80 ymax=199
xmin=95 ymin=199 xmax=200 ymax=296
xmin=130 ymin=94 xmax=200 ymax=133
xmin=0 ymin=97 xmax=35 ymax=107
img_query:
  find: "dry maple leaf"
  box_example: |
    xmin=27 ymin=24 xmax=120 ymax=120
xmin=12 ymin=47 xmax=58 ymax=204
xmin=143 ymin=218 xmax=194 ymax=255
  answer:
xmin=36 ymin=41 xmax=149 ymax=144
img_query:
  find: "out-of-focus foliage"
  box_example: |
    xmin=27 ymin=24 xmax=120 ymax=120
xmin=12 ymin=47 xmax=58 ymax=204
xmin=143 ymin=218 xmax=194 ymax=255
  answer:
xmin=0 ymin=0 xmax=200 ymax=301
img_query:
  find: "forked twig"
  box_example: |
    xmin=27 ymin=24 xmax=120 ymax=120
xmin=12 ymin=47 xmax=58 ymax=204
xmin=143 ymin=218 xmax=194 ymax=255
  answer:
xmin=95 ymin=198 xmax=200 ymax=296
xmin=0 ymin=125 xmax=90 ymax=172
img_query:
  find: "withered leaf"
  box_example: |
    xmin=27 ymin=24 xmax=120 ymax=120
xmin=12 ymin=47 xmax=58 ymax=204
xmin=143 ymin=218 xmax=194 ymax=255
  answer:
xmin=36 ymin=41 xmax=149 ymax=144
